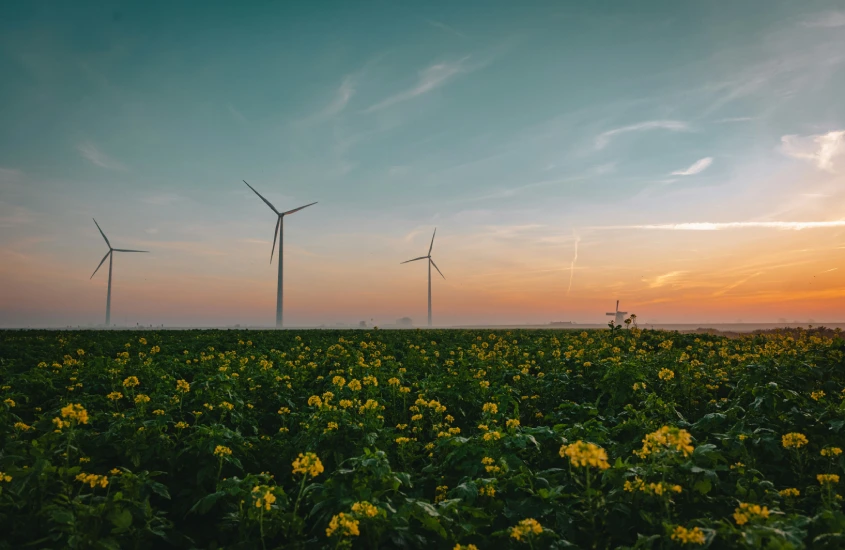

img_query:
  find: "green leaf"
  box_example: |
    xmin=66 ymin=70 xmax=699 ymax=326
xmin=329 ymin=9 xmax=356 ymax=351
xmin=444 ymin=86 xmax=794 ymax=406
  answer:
xmin=694 ymin=479 xmax=712 ymax=495
xmin=108 ymin=508 xmax=133 ymax=530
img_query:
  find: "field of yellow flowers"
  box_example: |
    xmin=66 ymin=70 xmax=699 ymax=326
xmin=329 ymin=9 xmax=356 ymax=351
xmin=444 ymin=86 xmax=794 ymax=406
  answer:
xmin=1 ymin=327 xmax=843 ymax=549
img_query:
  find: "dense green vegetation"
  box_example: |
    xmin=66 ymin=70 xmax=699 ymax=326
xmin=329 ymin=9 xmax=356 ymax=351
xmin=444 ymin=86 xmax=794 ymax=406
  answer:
xmin=1 ymin=327 xmax=844 ymax=549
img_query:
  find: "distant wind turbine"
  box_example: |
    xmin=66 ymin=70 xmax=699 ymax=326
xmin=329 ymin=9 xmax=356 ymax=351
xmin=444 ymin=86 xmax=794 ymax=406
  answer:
xmin=606 ymin=300 xmax=628 ymax=326
xmin=90 ymin=219 xmax=148 ymax=327
xmin=243 ymin=180 xmax=317 ymax=328
xmin=401 ymin=228 xmax=445 ymax=327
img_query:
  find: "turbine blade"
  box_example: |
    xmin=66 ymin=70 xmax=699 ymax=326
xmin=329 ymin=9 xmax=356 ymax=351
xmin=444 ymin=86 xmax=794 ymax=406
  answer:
xmin=428 ymin=227 xmax=436 ymax=255
xmin=430 ymin=258 xmax=445 ymax=279
xmin=401 ymin=256 xmax=428 ymax=264
xmin=112 ymin=249 xmax=149 ymax=253
xmin=270 ymin=216 xmax=280 ymax=264
xmin=243 ymin=180 xmax=279 ymax=214
xmin=282 ymin=201 xmax=317 ymax=216
xmin=91 ymin=250 xmax=111 ymax=279
xmin=93 ymin=218 xmax=111 ymax=248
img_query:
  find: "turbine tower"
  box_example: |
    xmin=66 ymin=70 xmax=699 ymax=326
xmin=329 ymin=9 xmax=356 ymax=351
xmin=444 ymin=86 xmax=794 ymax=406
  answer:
xmin=606 ymin=299 xmax=628 ymax=326
xmin=243 ymin=180 xmax=317 ymax=328
xmin=90 ymin=219 xmax=148 ymax=327
xmin=401 ymin=228 xmax=445 ymax=327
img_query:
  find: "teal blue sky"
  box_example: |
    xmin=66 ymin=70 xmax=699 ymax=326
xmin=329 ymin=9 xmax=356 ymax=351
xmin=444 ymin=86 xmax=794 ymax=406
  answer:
xmin=2 ymin=1 xmax=845 ymax=327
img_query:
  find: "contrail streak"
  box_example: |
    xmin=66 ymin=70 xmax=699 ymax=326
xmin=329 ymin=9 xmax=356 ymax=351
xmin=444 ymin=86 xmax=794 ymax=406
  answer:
xmin=566 ymin=234 xmax=580 ymax=296
xmin=593 ymin=221 xmax=845 ymax=231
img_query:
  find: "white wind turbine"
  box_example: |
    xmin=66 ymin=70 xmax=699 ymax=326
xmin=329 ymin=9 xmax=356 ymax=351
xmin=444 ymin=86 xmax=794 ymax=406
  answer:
xmin=90 ymin=219 xmax=149 ymax=327
xmin=401 ymin=228 xmax=445 ymax=327
xmin=606 ymin=299 xmax=628 ymax=326
xmin=243 ymin=180 xmax=317 ymax=328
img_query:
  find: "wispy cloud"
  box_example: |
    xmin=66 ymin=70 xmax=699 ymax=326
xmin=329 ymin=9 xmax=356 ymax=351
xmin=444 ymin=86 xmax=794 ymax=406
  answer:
xmin=649 ymin=271 xmax=687 ymax=288
xmin=0 ymin=202 xmax=37 ymax=228
xmin=594 ymin=120 xmax=689 ymax=150
xmin=671 ymin=157 xmax=713 ymax=176
xmin=600 ymin=220 xmax=845 ymax=231
xmin=802 ymin=11 xmax=845 ymax=28
xmin=364 ymin=57 xmax=471 ymax=113
xmin=780 ymin=130 xmax=845 ymax=171
xmin=566 ymin=233 xmax=580 ymax=296
xmin=426 ymin=19 xmax=467 ymax=39
xmin=140 ymin=193 xmax=183 ymax=206
xmin=227 ymin=103 xmax=247 ymax=123
xmin=0 ymin=167 xmax=22 ymax=181
xmin=713 ymin=272 xmax=762 ymax=297
xmin=714 ymin=116 xmax=753 ymax=123
xmin=77 ymin=142 xmax=126 ymax=171
xmin=322 ymin=76 xmax=356 ymax=117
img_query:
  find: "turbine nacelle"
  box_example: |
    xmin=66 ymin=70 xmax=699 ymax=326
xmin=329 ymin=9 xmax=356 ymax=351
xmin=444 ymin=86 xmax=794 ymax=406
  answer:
xmin=243 ymin=180 xmax=317 ymax=264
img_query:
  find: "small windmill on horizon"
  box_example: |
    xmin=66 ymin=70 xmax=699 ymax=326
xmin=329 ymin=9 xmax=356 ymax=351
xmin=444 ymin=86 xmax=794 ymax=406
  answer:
xmin=90 ymin=219 xmax=149 ymax=327
xmin=402 ymin=228 xmax=445 ymax=327
xmin=606 ymin=300 xmax=628 ymax=326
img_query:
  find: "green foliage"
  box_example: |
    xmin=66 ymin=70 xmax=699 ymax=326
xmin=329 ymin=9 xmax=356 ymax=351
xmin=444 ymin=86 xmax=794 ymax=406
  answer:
xmin=0 ymin=327 xmax=843 ymax=548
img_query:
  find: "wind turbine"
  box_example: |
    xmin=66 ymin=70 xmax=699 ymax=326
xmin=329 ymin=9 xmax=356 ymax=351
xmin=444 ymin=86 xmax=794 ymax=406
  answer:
xmin=90 ymin=219 xmax=148 ymax=327
xmin=401 ymin=228 xmax=445 ymax=327
xmin=242 ymin=180 xmax=317 ymax=328
xmin=606 ymin=300 xmax=628 ymax=326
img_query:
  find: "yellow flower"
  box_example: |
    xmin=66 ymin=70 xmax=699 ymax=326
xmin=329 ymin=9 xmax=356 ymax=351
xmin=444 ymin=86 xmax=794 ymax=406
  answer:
xmin=454 ymin=545 xmax=479 ymax=550
xmin=482 ymin=402 xmax=498 ymax=414
xmin=483 ymin=431 xmax=502 ymax=441
xmin=670 ymin=525 xmax=706 ymax=545
xmin=220 ymin=401 xmax=234 ymax=411
xmin=14 ymin=421 xmax=32 ymax=431
xmin=635 ymin=426 xmax=694 ymax=458
xmin=510 ymin=518 xmax=543 ymax=541
xmin=347 ymin=379 xmax=362 ymax=391
xmin=61 ymin=403 xmax=89 ymax=425
xmin=810 ymin=390 xmax=825 ymax=401
xmin=779 ymin=488 xmax=800 ymax=497
xmin=506 ymin=418 xmax=521 ymax=429
xmin=107 ymin=391 xmax=123 ymax=400
xmin=307 ymin=395 xmax=323 ymax=407
xmin=152 ymin=409 xmax=165 ymax=415
xmin=781 ymin=432 xmax=808 ymax=449
xmin=75 ymin=473 xmax=109 ymax=489
xmin=388 ymin=377 xmax=401 ymax=386
xmin=821 ymin=447 xmax=843 ymax=457
xmin=332 ymin=375 xmax=346 ymax=387
xmin=733 ymin=503 xmax=769 ymax=525
xmin=4 ymin=398 xmax=15 ymax=407
xmin=351 ymin=501 xmax=380 ymax=518
xmin=138 ymin=338 xmax=147 ymax=345
xmin=326 ymin=512 xmax=360 ymax=537
xmin=0 ymin=472 xmax=11 ymax=483
xmin=435 ymin=485 xmax=448 ymax=503
xmin=123 ymin=376 xmax=140 ymax=388
xmin=658 ymin=368 xmax=675 ymax=381
xmin=175 ymin=421 xmax=189 ymax=429
xmin=324 ymin=422 xmax=339 ymax=433
xmin=213 ymin=445 xmax=233 ymax=458
xmin=252 ymin=486 xmax=277 ymax=511
xmin=817 ymin=474 xmax=840 ymax=485
xmin=134 ymin=394 xmax=151 ymax=404
xmin=292 ymin=452 xmax=324 ymax=478
xmin=176 ymin=379 xmax=190 ymax=393
xmin=77 ymin=349 xmax=85 ymax=356
xmin=560 ymin=441 xmax=611 ymax=470
xmin=633 ymin=382 xmax=646 ymax=391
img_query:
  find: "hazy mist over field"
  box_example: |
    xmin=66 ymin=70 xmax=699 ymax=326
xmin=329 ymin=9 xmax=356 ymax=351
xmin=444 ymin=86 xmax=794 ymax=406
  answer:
xmin=2 ymin=1 xmax=845 ymax=328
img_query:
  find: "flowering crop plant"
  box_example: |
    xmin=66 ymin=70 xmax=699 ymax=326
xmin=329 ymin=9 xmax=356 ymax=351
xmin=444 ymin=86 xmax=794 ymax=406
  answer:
xmin=0 ymin=326 xmax=843 ymax=548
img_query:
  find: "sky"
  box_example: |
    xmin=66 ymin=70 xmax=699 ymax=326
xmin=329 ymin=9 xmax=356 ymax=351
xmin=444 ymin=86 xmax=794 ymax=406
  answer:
xmin=2 ymin=0 xmax=845 ymax=328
